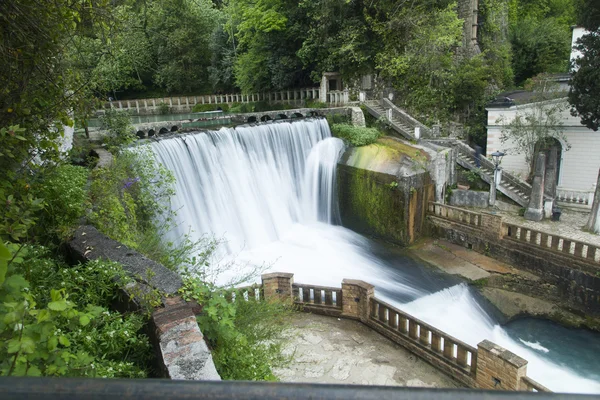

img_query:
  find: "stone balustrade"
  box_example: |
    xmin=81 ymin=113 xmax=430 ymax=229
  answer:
xmin=292 ymin=283 xmax=342 ymax=317
xmin=520 ymin=376 xmax=552 ymax=392
xmin=557 ymin=187 xmax=594 ymax=209
xmin=369 ymin=297 xmax=477 ymax=381
xmin=503 ymin=222 xmax=600 ymax=263
xmin=100 ymin=88 xmax=323 ymax=115
xmin=429 ymin=202 xmax=483 ymax=228
xmin=260 ymin=272 xmax=547 ymax=392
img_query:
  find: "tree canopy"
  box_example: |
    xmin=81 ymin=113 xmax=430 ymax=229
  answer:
xmin=568 ymin=0 xmax=600 ymax=131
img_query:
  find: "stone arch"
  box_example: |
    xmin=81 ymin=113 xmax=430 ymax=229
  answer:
xmin=260 ymin=115 xmax=272 ymax=122
xmin=159 ymin=127 xmax=169 ymax=135
xmin=291 ymin=112 xmax=303 ymax=119
xmin=247 ymin=116 xmax=258 ymax=123
xmin=276 ymin=113 xmax=288 ymax=120
xmin=171 ymin=126 xmax=179 ymax=132
xmin=136 ymin=131 xmax=145 ymax=139
xmin=308 ymin=111 xmax=320 ymax=117
xmin=148 ymin=129 xmax=156 ymax=137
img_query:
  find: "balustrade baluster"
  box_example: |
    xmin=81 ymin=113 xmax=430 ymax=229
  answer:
xmin=314 ymin=289 xmax=322 ymax=304
xmin=456 ymin=346 xmax=468 ymax=368
xmin=550 ymin=236 xmax=560 ymax=251
xmin=431 ymin=333 xmax=442 ymax=352
xmin=302 ymin=287 xmax=310 ymax=303
xmin=575 ymin=243 xmax=584 ymax=258
xmin=390 ymin=311 xmax=399 ymax=330
xmin=562 ymin=240 xmax=572 ymax=255
xmin=293 ymin=286 xmax=300 ymax=302
xmin=371 ymin=301 xmax=379 ymax=319
xmin=379 ymin=306 xmax=388 ymax=324
xmin=540 ymin=233 xmax=549 ymax=248
xmin=399 ymin=315 xmax=408 ymax=334
xmin=408 ymin=320 xmax=418 ymax=340
xmin=443 ymin=339 xmax=455 ymax=360
xmin=419 ymin=327 xmax=430 ymax=346
xmin=324 ymin=290 xmax=333 ymax=306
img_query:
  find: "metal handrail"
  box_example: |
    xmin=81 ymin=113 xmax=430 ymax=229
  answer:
xmin=0 ymin=377 xmax=589 ymax=399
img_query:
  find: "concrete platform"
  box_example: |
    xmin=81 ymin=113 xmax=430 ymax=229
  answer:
xmin=274 ymin=312 xmax=460 ymax=388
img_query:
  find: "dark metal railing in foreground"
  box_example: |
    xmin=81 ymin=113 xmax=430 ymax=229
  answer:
xmin=0 ymin=377 xmax=591 ymax=400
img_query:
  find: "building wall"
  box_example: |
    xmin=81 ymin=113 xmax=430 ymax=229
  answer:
xmin=486 ymin=100 xmax=600 ymax=191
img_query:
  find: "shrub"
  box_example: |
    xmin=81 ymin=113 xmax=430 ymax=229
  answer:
xmin=192 ymin=103 xmax=230 ymax=113
xmin=0 ymin=243 xmax=152 ymax=378
xmin=306 ymin=101 xmax=327 ymax=109
xmin=330 ymin=124 xmax=382 ymax=147
xmin=33 ymin=164 xmax=89 ymax=241
xmin=89 ymin=146 xmax=175 ymax=250
xmin=99 ymin=109 xmax=136 ymax=152
xmin=180 ymin=274 xmax=294 ymax=381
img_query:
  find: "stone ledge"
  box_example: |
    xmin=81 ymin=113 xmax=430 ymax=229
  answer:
xmin=152 ymin=298 xmax=221 ymax=381
xmin=262 ymin=272 xmax=294 ymax=279
xmin=478 ymin=340 xmax=527 ymax=368
xmin=67 ymin=225 xmax=182 ymax=295
xmin=342 ymin=279 xmax=375 ymax=291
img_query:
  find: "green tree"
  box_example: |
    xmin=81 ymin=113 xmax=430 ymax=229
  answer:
xmin=568 ymin=0 xmax=600 ymax=131
xmin=499 ymin=77 xmax=569 ymax=179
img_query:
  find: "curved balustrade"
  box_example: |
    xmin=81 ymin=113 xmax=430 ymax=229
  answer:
xmin=369 ymin=298 xmax=478 ymax=377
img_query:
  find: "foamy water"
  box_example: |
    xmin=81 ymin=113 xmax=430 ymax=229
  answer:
xmin=151 ymin=119 xmax=600 ymax=394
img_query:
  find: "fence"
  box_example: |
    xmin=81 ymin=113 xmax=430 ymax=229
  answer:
xmin=557 ymin=187 xmax=594 ymax=209
xmin=502 ymin=222 xmax=600 ymax=263
xmin=261 ymin=272 xmax=548 ymax=392
xmin=100 ymin=88 xmax=322 ymax=115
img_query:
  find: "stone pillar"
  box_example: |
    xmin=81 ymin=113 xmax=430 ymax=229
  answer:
xmin=341 ymin=279 xmax=374 ymax=323
xmin=261 ymin=272 xmax=294 ymax=302
xmin=524 ymin=153 xmax=546 ymax=221
xmin=320 ymin=76 xmax=328 ymax=103
xmin=475 ymin=340 xmax=527 ymax=391
xmin=585 ymin=169 xmax=600 ymax=233
xmin=544 ymin=148 xmax=558 ymax=198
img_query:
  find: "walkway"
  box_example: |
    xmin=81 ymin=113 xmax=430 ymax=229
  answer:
xmin=274 ymin=312 xmax=460 ymax=388
xmin=496 ymin=206 xmax=600 ymax=246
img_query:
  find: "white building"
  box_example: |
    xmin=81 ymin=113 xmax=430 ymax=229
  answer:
xmin=485 ymin=27 xmax=598 ymax=206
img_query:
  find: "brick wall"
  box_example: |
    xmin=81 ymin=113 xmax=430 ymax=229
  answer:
xmin=476 ymin=340 xmax=527 ymax=390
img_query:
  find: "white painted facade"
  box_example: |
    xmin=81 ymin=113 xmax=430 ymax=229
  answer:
xmin=486 ymin=99 xmax=600 ymax=192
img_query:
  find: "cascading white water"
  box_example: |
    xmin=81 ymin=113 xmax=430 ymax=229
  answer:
xmin=151 ymin=119 xmax=600 ymax=394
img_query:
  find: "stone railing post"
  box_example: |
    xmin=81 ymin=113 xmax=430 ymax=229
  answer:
xmin=341 ymin=279 xmax=374 ymax=323
xmin=261 ymin=272 xmax=294 ymax=302
xmin=475 ymin=340 xmax=528 ymax=391
xmin=480 ymin=213 xmax=503 ymax=239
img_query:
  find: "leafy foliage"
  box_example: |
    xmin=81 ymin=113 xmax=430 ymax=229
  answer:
xmin=0 ymin=244 xmax=152 ymax=378
xmin=569 ymin=0 xmax=600 ymax=131
xmin=499 ymin=79 xmax=570 ymax=178
xmin=89 ymin=146 xmax=175 ymax=251
xmin=180 ymin=275 xmax=293 ymax=380
xmin=99 ymin=109 xmax=137 ymax=153
xmin=330 ymin=124 xmax=382 ymax=147
xmin=32 ymin=165 xmax=89 ymax=242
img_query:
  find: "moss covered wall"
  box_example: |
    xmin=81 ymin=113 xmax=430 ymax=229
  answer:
xmin=337 ymin=164 xmax=434 ymax=246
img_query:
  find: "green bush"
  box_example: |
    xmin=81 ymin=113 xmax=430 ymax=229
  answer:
xmin=34 ymin=164 xmax=89 ymax=241
xmin=330 ymin=124 xmax=382 ymax=147
xmin=306 ymin=100 xmax=327 ymax=109
xmin=192 ymin=103 xmax=230 ymax=112
xmin=0 ymin=243 xmax=152 ymax=378
xmin=99 ymin=109 xmax=136 ymax=152
xmin=89 ymin=146 xmax=175 ymax=251
xmin=180 ymin=275 xmax=293 ymax=381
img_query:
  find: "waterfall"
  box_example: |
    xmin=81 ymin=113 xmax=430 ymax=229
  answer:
xmin=150 ymin=119 xmax=600 ymax=394
xmin=151 ymin=119 xmax=343 ymax=255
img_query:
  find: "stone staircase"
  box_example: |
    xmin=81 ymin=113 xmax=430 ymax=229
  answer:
xmin=361 ymin=99 xmax=536 ymax=208
xmin=363 ymin=100 xmax=420 ymax=140
xmin=450 ymin=141 xmax=533 ymax=207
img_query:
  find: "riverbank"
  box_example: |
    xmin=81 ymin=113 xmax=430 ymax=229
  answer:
xmin=408 ymin=238 xmax=600 ymax=332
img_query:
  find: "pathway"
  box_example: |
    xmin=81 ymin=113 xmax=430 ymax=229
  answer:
xmin=275 ymin=312 xmax=460 ymax=388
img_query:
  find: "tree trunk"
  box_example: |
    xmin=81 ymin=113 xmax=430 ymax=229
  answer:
xmin=584 ymin=169 xmax=600 ymax=233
